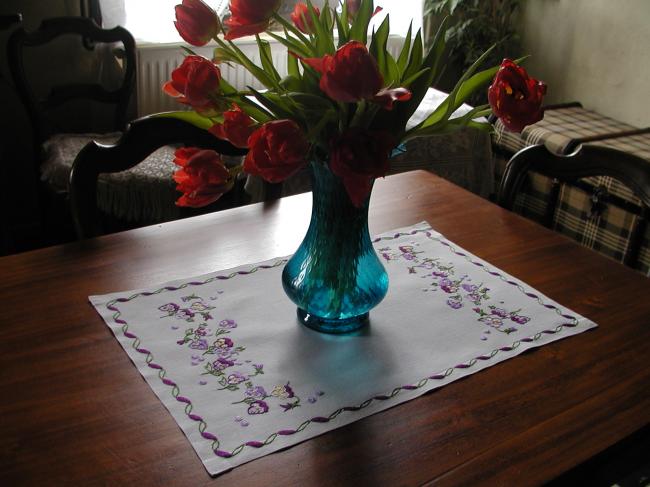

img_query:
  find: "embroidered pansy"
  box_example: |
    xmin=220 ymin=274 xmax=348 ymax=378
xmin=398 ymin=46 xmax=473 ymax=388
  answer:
xmin=213 ymin=357 xmax=235 ymax=371
xmin=216 ymin=337 xmax=234 ymax=349
xmin=176 ymin=308 xmax=195 ymax=320
xmin=462 ymin=283 xmax=478 ymax=292
xmin=159 ymin=303 xmax=179 ymax=313
xmin=271 ymin=382 xmax=295 ymax=399
xmin=511 ymin=314 xmax=530 ymax=324
xmin=195 ymin=326 xmax=208 ymax=336
xmin=440 ymin=283 xmax=458 ymax=294
xmin=189 ymin=301 xmax=210 ymax=311
xmin=227 ymin=372 xmax=248 ymax=385
xmin=479 ymin=316 xmax=503 ymax=328
xmin=447 ymin=299 xmax=463 ymax=309
xmin=219 ymin=319 xmax=237 ymax=328
xmin=247 ymin=400 xmax=269 ymax=415
xmin=490 ymin=307 xmax=508 ymax=318
xmin=189 ymin=338 xmax=209 ymax=350
xmin=216 ymin=348 xmax=236 ymax=359
xmin=245 ymin=385 xmax=267 ymax=399
xmin=398 ymin=245 xmax=417 ymax=260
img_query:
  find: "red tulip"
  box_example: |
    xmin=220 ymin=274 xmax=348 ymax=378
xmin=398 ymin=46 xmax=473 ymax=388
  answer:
xmin=290 ymin=3 xmax=319 ymax=34
xmin=163 ymin=55 xmax=225 ymax=115
xmin=208 ymin=104 xmax=256 ymax=148
xmin=174 ymin=0 xmax=220 ymax=46
xmin=346 ymin=0 xmax=383 ymax=22
xmin=243 ymin=120 xmax=308 ymax=183
xmin=329 ymin=128 xmax=394 ymax=207
xmin=303 ymin=41 xmax=411 ymax=110
xmin=488 ymin=59 xmax=547 ymax=132
xmin=173 ymin=147 xmax=234 ymax=207
xmin=224 ymin=0 xmax=281 ymax=40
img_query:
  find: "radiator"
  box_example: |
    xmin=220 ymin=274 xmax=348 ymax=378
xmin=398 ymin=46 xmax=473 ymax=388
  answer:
xmin=136 ymin=36 xmax=405 ymax=117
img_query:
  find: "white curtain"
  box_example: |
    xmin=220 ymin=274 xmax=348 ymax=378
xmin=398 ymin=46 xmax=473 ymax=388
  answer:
xmin=98 ymin=0 xmax=126 ymax=28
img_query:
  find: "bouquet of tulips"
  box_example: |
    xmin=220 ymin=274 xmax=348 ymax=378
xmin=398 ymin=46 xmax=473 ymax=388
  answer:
xmin=164 ymin=0 xmax=546 ymax=207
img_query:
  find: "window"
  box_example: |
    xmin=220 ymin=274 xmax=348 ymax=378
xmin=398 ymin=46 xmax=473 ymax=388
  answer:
xmin=124 ymin=0 xmax=228 ymax=43
xmin=368 ymin=0 xmax=423 ymax=38
xmin=124 ymin=0 xmax=421 ymax=44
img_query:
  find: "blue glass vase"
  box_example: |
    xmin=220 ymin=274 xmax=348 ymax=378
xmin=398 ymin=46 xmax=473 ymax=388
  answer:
xmin=282 ymin=161 xmax=389 ymax=334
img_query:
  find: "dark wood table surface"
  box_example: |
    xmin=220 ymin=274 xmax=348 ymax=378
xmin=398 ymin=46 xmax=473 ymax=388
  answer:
xmin=1 ymin=171 xmax=649 ymax=486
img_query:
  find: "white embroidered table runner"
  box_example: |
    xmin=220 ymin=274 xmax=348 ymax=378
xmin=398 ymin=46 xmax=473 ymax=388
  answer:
xmin=90 ymin=222 xmax=597 ymax=476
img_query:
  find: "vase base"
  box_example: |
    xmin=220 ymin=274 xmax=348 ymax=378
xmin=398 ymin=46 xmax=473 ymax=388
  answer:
xmin=297 ymin=308 xmax=369 ymax=334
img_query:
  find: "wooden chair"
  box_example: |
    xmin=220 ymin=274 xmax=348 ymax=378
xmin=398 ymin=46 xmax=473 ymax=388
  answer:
xmin=497 ymin=144 xmax=650 ymax=271
xmin=68 ymin=114 xmax=259 ymax=239
xmin=7 ymin=16 xmax=136 ymax=240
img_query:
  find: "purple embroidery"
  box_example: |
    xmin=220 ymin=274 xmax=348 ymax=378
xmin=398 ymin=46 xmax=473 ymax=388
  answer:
xmin=382 ymin=240 xmax=532 ymax=337
xmin=162 ymin=292 xmax=320 ymax=416
xmin=159 ymin=303 xmax=179 ymax=314
xmin=227 ymin=372 xmax=248 ymax=385
xmin=216 ymin=337 xmax=234 ymax=349
xmin=213 ymin=357 xmax=235 ymax=371
xmin=490 ymin=307 xmax=508 ymax=318
xmin=219 ymin=319 xmax=237 ymax=329
xmin=245 ymin=386 xmax=267 ymax=399
xmin=175 ymin=309 xmax=195 ymax=321
xmin=247 ymin=400 xmax=269 ymax=415
xmin=271 ymin=383 xmax=295 ymax=399
xmin=190 ymin=338 xmax=209 ymax=350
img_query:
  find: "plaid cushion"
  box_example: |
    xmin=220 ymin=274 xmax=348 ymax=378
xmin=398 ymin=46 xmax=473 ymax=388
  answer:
xmin=492 ymin=105 xmax=636 ymax=155
xmin=493 ymin=105 xmax=650 ymax=275
xmin=504 ymin=169 xmax=650 ymax=275
xmin=585 ymin=132 xmax=650 ymax=204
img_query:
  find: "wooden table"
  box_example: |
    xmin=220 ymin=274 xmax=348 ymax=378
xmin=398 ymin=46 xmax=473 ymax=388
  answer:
xmin=1 ymin=171 xmax=649 ymax=486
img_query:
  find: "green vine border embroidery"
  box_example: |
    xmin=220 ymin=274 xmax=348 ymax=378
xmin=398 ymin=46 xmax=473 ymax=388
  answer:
xmin=104 ymin=227 xmax=585 ymax=460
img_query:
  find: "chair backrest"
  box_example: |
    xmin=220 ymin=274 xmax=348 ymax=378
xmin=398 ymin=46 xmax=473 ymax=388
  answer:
xmin=69 ymin=114 xmax=256 ymax=239
xmin=497 ymin=144 xmax=650 ymax=270
xmin=7 ymin=17 xmax=136 ymax=152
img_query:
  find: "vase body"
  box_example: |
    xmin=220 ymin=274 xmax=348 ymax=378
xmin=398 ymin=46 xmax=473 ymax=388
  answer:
xmin=282 ymin=161 xmax=389 ymax=334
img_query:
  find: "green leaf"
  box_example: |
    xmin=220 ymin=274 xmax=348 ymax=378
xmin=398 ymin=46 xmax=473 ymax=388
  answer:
xmin=369 ymin=14 xmax=391 ymax=81
xmin=372 ymin=18 xmax=449 ymax=135
xmin=400 ymin=67 xmax=430 ymax=89
xmin=287 ymin=49 xmax=300 ymax=78
xmin=396 ymin=21 xmax=413 ymax=76
xmin=334 ymin=8 xmax=349 ymax=47
xmin=286 ymin=92 xmax=335 ymax=111
xmin=256 ymin=35 xmax=282 ymax=90
xmin=349 ymin=0 xmax=374 ymax=43
xmin=307 ymin=0 xmax=335 ymax=55
xmin=213 ymin=37 xmax=275 ymax=89
xmin=267 ymin=30 xmax=311 ymax=59
xmin=219 ymin=76 xmax=239 ymax=96
xmin=270 ymin=12 xmax=313 ymax=53
xmin=401 ymin=29 xmax=423 ymax=81
xmin=418 ymin=44 xmax=498 ymax=130
xmin=248 ymin=87 xmax=297 ymax=121
xmin=229 ymin=96 xmax=273 ymax=123
xmin=410 ymin=103 xmax=490 ymax=136
xmin=280 ymin=75 xmax=303 ymax=92
xmin=155 ymin=111 xmax=215 ymax=130
xmin=213 ymin=47 xmax=239 ymax=64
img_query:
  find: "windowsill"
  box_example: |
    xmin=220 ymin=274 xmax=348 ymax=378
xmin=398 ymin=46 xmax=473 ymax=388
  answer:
xmin=134 ymin=33 xmax=407 ymax=49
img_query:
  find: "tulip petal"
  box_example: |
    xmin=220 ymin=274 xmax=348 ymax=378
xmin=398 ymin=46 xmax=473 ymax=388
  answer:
xmin=372 ymin=87 xmax=412 ymax=110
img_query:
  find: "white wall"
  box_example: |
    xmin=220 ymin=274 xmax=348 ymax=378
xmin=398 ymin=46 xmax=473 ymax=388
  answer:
xmin=519 ymin=0 xmax=650 ymax=127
